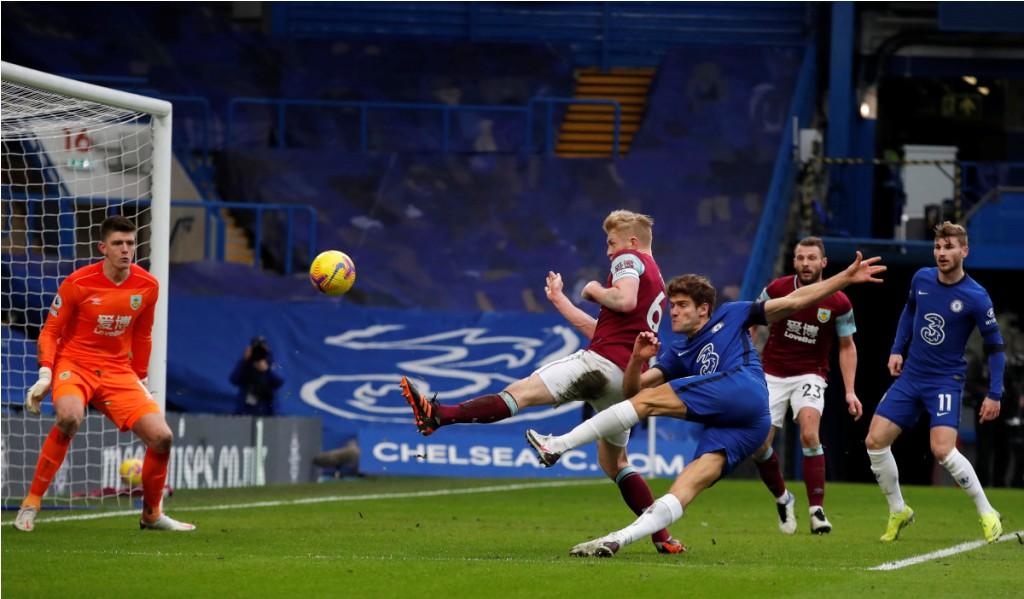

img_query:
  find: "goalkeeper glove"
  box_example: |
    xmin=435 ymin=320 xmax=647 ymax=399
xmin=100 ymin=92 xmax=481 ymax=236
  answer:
xmin=25 ymin=367 xmax=53 ymax=415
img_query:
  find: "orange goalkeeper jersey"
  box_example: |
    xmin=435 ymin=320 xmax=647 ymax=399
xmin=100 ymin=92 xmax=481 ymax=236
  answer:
xmin=38 ymin=262 xmax=159 ymax=379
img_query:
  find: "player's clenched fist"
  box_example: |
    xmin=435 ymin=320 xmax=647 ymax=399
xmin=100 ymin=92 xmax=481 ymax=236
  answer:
xmin=887 ymin=354 xmax=903 ymax=377
xmin=25 ymin=366 xmax=52 ymax=415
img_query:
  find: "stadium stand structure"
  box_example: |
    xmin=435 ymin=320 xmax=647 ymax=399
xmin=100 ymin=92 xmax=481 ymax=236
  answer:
xmin=2 ymin=4 xmax=804 ymax=310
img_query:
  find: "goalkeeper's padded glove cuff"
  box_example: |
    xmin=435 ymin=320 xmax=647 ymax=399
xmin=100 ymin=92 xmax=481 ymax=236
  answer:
xmin=37 ymin=366 xmax=52 ymax=383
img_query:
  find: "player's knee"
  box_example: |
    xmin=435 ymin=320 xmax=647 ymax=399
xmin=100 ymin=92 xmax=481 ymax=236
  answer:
xmin=149 ymin=429 xmax=173 ymax=452
xmin=800 ymin=430 xmax=820 ymax=448
xmin=864 ymin=433 xmax=886 ymax=451
xmin=54 ymin=408 xmax=83 ymax=436
xmin=930 ymin=441 xmax=953 ymax=462
xmin=629 ymin=392 xmax=655 ymax=418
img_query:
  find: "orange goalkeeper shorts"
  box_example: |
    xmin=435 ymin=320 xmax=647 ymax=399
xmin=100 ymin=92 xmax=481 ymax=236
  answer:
xmin=51 ymin=360 xmax=161 ymax=432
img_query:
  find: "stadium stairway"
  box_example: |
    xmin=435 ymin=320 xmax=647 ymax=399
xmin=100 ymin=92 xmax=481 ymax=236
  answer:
xmin=557 ymin=67 xmax=654 ymax=158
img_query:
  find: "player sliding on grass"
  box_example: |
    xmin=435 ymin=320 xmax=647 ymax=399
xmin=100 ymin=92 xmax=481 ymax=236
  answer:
xmin=526 ymin=252 xmax=884 ymax=557
xmin=14 ymin=216 xmax=194 ymax=533
xmin=402 ymin=210 xmax=684 ymax=554
xmin=866 ymin=222 xmax=1004 ymax=543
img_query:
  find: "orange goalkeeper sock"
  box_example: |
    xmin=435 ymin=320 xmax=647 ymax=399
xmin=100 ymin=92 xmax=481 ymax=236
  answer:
xmin=25 ymin=427 xmax=73 ymax=503
xmin=141 ymin=447 xmax=170 ymax=521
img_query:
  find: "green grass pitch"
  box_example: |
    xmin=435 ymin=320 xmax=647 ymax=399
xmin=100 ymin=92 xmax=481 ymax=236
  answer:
xmin=3 ymin=478 xmax=1022 ymax=598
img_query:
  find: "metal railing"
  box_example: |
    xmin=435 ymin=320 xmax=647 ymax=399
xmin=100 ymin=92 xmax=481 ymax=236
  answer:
xmin=172 ymin=200 xmax=317 ymax=274
xmin=227 ymin=97 xmax=530 ymax=153
xmin=6 ymin=195 xmax=317 ymax=275
xmin=226 ymin=96 xmax=623 ymax=157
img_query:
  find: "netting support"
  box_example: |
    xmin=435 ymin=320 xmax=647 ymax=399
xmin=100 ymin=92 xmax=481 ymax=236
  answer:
xmin=1 ymin=62 xmax=172 ymax=411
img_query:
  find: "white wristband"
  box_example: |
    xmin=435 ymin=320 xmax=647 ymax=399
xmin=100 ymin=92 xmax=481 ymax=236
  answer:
xmin=38 ymin=367 xmax=52 ymax=383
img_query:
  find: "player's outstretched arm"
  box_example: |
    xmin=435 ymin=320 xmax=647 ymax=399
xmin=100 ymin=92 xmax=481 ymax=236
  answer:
xmin=545 ymin=271 xmax=597 ymax=339
xmin=581 ymin=277 xmax=640 ymax=313
xmin=763 ymin=252 xmax=885 ymax=324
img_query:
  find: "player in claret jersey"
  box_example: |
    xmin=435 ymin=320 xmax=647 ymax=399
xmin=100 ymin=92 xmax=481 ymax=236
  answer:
xmin=750 ymin=237 xmax=863 ymax=535
xmin=14 ymin=216 xmax=194 ymax=533
xmin=401 ymin=210 xmax=684 ymax=554
xmin=866 ymin=222 xmax=1005 ymax=543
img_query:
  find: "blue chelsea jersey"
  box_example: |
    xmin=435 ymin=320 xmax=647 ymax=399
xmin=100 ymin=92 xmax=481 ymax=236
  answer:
xmin=655 ymin=301 xmax=766 ymax=381
xmin=892 ymin=268 xmax=1003 ymax=381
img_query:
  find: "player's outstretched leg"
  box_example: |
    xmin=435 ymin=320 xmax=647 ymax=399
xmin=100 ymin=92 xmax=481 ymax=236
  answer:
xmin=570 ymin=495 xmax=683 ymax=559
xmin=401 ymin=376 xmax=518 ymax=436
xmin=400 ymin=377 xmax=440 ymax=436
xmin=525 ymin=429 xmax=563 ymax=467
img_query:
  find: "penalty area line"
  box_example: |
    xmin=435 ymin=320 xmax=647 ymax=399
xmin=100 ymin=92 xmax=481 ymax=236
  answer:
xmin=1 ymin=479 xmax=606 ymax=526
xmin=868 ymin=530 xmax=1024 ymax=571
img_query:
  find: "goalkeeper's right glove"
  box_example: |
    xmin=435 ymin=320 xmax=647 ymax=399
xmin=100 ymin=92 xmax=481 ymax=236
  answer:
xmin=25 ymin=367 xmax=53 ymax=415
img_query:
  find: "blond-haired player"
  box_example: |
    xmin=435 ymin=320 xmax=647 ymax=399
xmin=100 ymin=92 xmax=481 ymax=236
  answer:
xmin=401 ymin=210 xmax=684 ymax=554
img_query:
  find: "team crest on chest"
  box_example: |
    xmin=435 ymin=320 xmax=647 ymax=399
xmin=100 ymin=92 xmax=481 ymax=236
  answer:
xmin=130 ymin=294 xmax=142 ymax=310
xmin=817 ymin=308 xmax=831 ymax=323
xmin=950 ymin=299 xmax=963 ymax=313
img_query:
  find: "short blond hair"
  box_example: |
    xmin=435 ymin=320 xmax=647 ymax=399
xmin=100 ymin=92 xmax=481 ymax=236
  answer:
xmin=603 ymin=210 xmax=654 ymax=246
xmin=934 ymin=221 xmax=968 ymax=246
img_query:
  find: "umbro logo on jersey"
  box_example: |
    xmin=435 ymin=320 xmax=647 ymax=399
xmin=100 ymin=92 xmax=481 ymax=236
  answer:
xmin=89 ymin=297 xmax=102 ymax=305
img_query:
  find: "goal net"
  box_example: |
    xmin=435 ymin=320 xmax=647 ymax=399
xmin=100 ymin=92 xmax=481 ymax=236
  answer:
xmin=1 ymin=63 xmax=171 ymax=508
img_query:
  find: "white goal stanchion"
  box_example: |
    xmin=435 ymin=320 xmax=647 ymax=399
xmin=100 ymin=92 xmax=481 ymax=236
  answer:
xmin=1 ymin=62 xmax=171 ymax=508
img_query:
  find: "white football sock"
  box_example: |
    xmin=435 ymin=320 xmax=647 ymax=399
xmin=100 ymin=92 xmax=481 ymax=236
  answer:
xmin=613 ymin=494 xmax=684 ymax=546
xmin=555 ymin=401 xmax=639 ymax=451
xmin=940 ymin=448 xmax=995 ymax=516
xmin=867 ymin=447 xmax=906 ymax=513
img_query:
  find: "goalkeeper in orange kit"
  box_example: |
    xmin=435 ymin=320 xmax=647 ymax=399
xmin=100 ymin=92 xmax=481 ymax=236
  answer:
xmin=14 ymin=216 xmax=194 ymax=532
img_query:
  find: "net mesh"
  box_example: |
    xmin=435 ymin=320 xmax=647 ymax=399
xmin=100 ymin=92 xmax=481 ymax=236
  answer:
xmin=2 ymin=77 xmax=157 ymax=508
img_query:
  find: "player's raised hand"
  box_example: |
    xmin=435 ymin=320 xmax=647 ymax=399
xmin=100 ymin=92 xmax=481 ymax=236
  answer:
xmin=544 ymin=271 xmax=564 ymax=302
xmin=846 ymin=392 xmax=863 ymax=421
xmin=979 ymin=397 xmax=1001 ymax=423
xmin=25 ymin=366 xmax=53 ymax=415
xmin=631 ymin=331 xmax=660 ymax=361
xmin=888 ymin=354 xmax=903 ymax=377
xmin=844 ymin=251 xmax=886 ymax=285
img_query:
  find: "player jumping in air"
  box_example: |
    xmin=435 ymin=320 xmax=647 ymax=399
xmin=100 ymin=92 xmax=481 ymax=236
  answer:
xmin=14 ymin=216 xmax=194 ymax=532
xmin=526 ymin=253 xmax=884 ymax=557
xmin=750 ymin=237 xmax=863 ymax=535
xmin=401 ymin=210 xmax=684 ymax=554
xmin=866 ymin=222 xmax=1004 ymax=543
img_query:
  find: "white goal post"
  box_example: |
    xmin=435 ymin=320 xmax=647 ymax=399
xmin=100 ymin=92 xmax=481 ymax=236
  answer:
xmin=2 ymin=62 xmax=171 ymax=505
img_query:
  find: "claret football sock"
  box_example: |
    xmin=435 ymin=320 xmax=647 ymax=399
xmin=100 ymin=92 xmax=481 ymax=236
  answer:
xmin=434 ymin=391 xmax=516 ymax=425
xmin=754 ymin=446 xmax=788 ymax=500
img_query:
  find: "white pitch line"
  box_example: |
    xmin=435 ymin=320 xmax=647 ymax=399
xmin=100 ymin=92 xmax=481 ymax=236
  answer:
xmin=868 ymin=531 xmax=1023 ymax=571
xmin=1 ymin=479 xmax=606 ymax=526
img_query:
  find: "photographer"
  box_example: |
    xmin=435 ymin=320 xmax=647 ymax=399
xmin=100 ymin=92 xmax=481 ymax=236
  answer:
xmin=229 ymin=336 xmax=284 ymax=416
